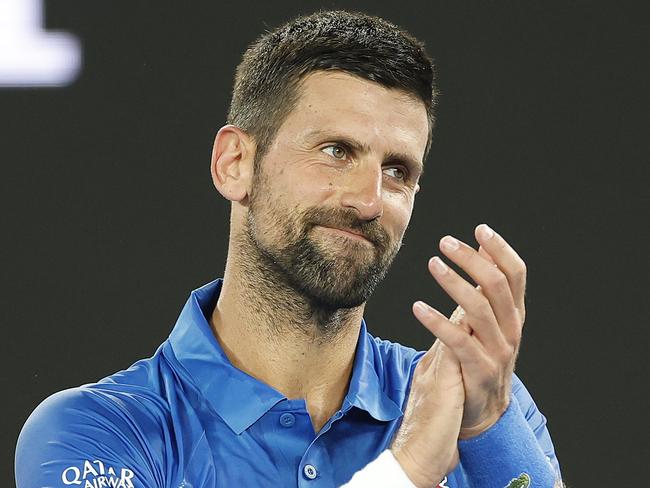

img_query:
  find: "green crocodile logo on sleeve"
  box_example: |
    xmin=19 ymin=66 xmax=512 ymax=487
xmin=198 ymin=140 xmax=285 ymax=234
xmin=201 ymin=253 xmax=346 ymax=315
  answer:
xmin=504 ymin=473 xmax=531 ymax=488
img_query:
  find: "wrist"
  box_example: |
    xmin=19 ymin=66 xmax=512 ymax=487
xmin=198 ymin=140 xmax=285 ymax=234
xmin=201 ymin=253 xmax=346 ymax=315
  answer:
xmin=459 ymin=400 xmax=510 ymax=440
xmin=391 ymin=447 xmax=446 ymax=488
xmin=459 ymin=413 xmax=501 ymax=440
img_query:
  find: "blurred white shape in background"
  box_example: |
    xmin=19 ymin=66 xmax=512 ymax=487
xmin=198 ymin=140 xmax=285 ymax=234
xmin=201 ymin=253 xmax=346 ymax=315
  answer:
xmin=0 ymin=0 xmax=81 ymax=87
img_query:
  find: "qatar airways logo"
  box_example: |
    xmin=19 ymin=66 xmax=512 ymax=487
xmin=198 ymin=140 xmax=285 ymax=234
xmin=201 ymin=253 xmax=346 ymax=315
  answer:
xmin=61 ymin=459 xmax=135 ymax=487
xmin=0 ymin=0 xmax=81 ymax=86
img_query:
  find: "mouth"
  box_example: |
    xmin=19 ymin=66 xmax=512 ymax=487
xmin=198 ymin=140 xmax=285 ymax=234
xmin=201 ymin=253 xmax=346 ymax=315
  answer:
xmin=315 ymin=225 xmax=373 ymax=245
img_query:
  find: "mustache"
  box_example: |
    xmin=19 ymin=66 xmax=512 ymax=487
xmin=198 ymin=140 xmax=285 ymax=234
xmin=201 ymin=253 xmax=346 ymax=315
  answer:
xmin=302 ymin=207 xmax=390 ymax=247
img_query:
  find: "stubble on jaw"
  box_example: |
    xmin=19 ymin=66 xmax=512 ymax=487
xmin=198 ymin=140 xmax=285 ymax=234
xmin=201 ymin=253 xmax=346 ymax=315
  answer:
xmin=231 ymin=168 xmax=403 ymax=344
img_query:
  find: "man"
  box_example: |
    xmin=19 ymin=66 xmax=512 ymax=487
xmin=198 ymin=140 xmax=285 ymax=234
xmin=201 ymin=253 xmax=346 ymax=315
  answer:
xmin=16 ymin=10 xmax=563 ymax=488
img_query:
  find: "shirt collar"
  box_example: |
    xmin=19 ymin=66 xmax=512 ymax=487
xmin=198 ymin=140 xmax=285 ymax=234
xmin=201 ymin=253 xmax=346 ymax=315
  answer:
xmin=166 ymin=278 xmax=403 ymax=434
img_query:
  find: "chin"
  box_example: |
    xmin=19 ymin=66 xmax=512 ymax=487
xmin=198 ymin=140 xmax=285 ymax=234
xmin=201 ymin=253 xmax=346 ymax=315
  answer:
xmin=297 ymin=268 xmax=386 ymax=310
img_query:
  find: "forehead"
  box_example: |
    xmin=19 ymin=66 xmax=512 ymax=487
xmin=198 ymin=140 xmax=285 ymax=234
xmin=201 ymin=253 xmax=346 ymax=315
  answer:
xmin=280 ymin=71 xmax=430 ymax=160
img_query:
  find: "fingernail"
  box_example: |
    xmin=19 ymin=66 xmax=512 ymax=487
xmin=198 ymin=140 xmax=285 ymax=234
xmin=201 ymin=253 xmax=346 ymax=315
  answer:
xmin=430 ymin=256 xmax=448 ymax=276
xmin=414 ymin=301 xmax=430 ymax=314
xmin=440 ymin=235 xmax=459 ymax=252
xmin=478 ymin=224 xmax=494 ymax=240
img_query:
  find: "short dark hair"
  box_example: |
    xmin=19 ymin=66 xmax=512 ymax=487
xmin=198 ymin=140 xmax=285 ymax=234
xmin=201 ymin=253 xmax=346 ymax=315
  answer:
xmin=227 ymin=10 xmax=437 ymax=168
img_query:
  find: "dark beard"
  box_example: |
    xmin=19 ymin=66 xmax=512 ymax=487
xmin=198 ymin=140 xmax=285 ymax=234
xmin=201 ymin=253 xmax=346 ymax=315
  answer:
xmin=245 ymin=203 xmax=401 ymax=311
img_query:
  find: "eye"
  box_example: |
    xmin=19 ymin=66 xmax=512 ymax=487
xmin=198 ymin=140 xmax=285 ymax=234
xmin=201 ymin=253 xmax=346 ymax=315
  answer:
xmin=383 ymin=167 xmax=407 ymax=181
xmin=321 ymin=144 xmax=348 ymax=160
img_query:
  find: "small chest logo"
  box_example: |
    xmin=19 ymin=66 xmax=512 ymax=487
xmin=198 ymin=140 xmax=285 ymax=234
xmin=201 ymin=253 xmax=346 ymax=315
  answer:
xmin=505 ymin=473 xmax=531 ymax=488
xmin=61 ymin=459 xmax=136 ymax=487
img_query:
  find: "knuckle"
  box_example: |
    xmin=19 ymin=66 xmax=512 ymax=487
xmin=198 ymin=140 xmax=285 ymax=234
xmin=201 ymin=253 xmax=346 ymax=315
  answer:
xmin=459 ymin=249 xmax=479 ymax=269
xmin=515 ymin=257 xmax=527 ymax=278
xmin=497 ymin=345 xmax=515 ymax=364
xmin=496 ymin=234 xmax=508 ymax=249
xmin=485 ymin=271 xmax=509 ymax=292
xmin=466 ymin=250 xmax=481 ymax=267
xmin=511 ymin=326 xmax=523 ymax=345
xmin=475 ymin=298 xmax=493 ymax=320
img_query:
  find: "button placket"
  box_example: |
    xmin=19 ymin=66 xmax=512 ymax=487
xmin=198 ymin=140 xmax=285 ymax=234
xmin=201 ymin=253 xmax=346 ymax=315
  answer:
xmin=279 ymin=412 xmax=296 ymax=428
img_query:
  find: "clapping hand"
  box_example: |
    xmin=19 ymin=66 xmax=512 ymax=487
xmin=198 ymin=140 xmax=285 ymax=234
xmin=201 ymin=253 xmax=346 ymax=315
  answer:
xmin=391 ymin=224 xmax=527 ymax=488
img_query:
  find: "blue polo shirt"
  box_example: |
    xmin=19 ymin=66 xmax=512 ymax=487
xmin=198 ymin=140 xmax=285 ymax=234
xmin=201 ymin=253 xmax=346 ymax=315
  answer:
xmin=16 ymin=278 xmax=561 ymax=487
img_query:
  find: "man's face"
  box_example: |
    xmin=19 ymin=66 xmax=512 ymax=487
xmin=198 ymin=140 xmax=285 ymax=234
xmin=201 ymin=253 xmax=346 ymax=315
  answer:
xmin=244 ymin=71 xmax=429 ymax=309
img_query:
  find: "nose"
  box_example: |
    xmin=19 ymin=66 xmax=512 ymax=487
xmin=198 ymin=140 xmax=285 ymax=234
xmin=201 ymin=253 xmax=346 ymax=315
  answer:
xmin=339 ymin=162 xmax=383 ymax=221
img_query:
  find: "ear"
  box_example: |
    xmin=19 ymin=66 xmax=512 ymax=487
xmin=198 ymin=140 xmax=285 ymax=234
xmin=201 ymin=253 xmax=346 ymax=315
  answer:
xmin=210 ymin=125 xmax=255 ymax=202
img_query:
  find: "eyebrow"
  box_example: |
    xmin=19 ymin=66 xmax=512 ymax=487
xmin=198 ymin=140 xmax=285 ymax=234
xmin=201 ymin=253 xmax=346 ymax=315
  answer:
xmin=303 ymin=129 xmax=425 ymax=177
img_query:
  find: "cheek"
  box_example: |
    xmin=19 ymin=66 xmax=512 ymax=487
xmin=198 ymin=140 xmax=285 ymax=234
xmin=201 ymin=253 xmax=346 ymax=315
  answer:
xmin=283 ymin=177 xmax=337 ymax=210
xmin=383 ymin=193 xmax=415 ymax=236
xmin=267 ymin=157 xmax=335 ymax=198
xmin=257 ymin=186 xmax=314 ymax=239
xmin=300 ymin=166 xmax=340 ymax=196
xmin=386 ymin=184 xmax=414 ymax=207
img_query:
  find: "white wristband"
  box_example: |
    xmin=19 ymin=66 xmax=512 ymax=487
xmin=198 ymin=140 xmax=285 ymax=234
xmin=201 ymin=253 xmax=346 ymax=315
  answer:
xmin=340 ymin=450 xmax=418 ymax=488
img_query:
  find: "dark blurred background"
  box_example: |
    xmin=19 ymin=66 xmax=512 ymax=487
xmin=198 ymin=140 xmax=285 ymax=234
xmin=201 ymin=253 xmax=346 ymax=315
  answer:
xmin=2 ymin=1 xmax=647 ymax=485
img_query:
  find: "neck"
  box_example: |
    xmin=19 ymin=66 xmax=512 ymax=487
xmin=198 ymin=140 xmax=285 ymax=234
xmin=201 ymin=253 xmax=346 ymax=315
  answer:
xmin=209 ymin=229 xmax=365 ymax=432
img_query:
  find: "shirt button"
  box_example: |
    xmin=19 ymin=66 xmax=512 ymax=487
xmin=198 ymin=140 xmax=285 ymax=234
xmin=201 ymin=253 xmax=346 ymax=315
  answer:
xmin=303 ymin=464 xmax=318 ymax=480
xmin=279 ymin=413 xmax=296 ymax=428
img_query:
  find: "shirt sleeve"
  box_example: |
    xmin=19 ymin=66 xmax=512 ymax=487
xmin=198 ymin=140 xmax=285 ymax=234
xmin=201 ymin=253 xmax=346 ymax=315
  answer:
xmin=457 ymin=393 xmax=559 ymax=488
xmin=512 ymin=374 xmax=562 ymax=480
xmin=339 ymin=450 xmax=418 ymax=488
xmin=15 ymin=386 xmax=165 ymax=488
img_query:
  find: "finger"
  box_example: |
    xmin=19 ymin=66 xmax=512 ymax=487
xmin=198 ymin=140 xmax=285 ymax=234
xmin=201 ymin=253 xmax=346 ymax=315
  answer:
xmin=478 ymin=246 xmax=496 ymax=265
xmin=438 ymin=236 xmax=521 ymax=346
xmin=474 ymin=224 xmax=527 ymax=317
xmin=416 ymin=338 xmax=439 ymax=371
xmin=413 ymin=301 xmax=487 ymax=366
xmin=422 ymin=340 xmax=461 ymax=379
xmin=429 ymin=256 xmax=509 ymax=351
xmin=449 ymin=305 xmax=474 ymax=335
xmin=479 ymin=244 xmax=525 ymax=342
